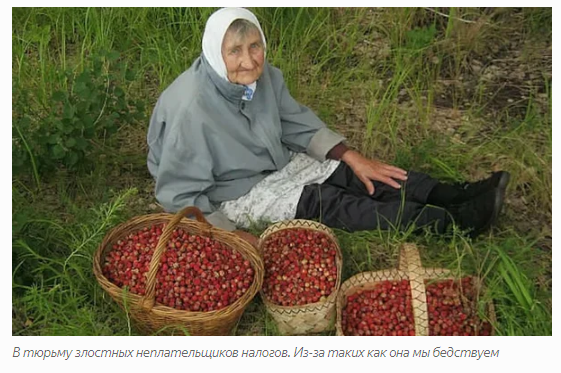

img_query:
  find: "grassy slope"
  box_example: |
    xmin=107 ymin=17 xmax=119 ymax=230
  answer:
xmin=12 ymin=7 xmax=551 ymax=336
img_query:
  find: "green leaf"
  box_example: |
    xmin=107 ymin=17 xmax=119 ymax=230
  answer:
xmin=55 ymin=120 xmax=65 ymax=132
xmin=93 ymin=60 xmax=103 ymax=74
xmin=63 ymin=103 xmax=75 ymax=119
xmin=74 ymin=138 xmax=89 ymax=151
xmin=51 ymin=144 xmax=66 ymax=159
xmin=114 ymin=86 xmax=125 ymax=98
xmin=74 ymin=81 xmax=87 ymax=93
xmin=12 ymin=212 xmax=30 ymax=236
xmin=125 ymin=68 xmax=136 ymax=81
xmin=52 ymin=91 xmax=66 ymax=102
xmin=84 ymin=127 xmax=95 ymax=138
xmin=107 ymin=50 xmax=120 ymax=62
xmin=88 ymin=91 xmax=100 ymax=106
xmin=19 ymin=116 xmax=31 ymax=127
xmin=61 ymin=118 xmax=75 ymax=134
xmin=66 ymin=151 xmax=79 ymax=166
xmin=75 ymin=71 xmax=91 ymax=84
xmin=82 ymin=116 xmax=95 ymax=128
xmin=65 ymin=138 xmax=77 ymax=148
xmin=105 ymin=125 xmax=117 ymax=136
xmin=47 ymin=134 xmax=60 ymax=144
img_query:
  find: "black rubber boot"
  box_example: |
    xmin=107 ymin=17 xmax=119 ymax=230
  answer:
xmin=427 ymin=171 xmax=510 ymax=207
xmin=453 ymin=171 xmax=510 ymax=204
xmin=447 ymin=186 xmax=506 ymax=238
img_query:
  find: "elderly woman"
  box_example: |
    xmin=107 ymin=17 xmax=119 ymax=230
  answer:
xmin=147 ymin=8 xmax=509 ymax=246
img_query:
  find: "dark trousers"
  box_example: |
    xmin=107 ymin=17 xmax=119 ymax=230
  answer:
xmin=295 ymin=163 xmax=451 ymax=233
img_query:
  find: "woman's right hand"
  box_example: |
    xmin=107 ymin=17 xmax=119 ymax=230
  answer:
xmin=233 ymin=230 xmax=259 ymax=248
xmin=341 ymin=150 xmax=408 ymax=195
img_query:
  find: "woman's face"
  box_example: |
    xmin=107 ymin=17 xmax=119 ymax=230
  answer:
xmin=221 ymin=28 xmax=265 ymax=85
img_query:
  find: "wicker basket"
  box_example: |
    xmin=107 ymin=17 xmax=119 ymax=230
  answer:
xmin=336 ymin=243 xmax=495 ymax=336
xmin=258 ymin=220 xmax=343 ymax=335
xmin=93 ymin=206 xmax=264 ymax=336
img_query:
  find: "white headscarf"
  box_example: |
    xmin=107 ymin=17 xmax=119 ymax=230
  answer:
xmin=202 ymin=7 xmax=267 ymax=83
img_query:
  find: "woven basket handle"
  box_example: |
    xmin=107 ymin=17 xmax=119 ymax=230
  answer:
xmin=178 ymin=206 xmax=211 ymax=225
xmin=400 ymin=244 xmax=429 ymax=336
xmin=140 ymin=206 xmax=212 ymax=311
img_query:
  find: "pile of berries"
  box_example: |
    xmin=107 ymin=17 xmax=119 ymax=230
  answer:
xmin=342 ymin=280 xmax=415 ymax=336
xmin=102 ymin=224 xmax=254 ymax=312
xmin=425 ymin=277 xmax=493 ymax=336
xmin=262 ymin=228 xmax=338 ymax=306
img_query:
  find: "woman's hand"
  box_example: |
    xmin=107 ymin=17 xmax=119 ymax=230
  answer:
xmin=233 ymin=230 xmax=259 ymax=248
xmin=341 ymin=150 xmax=408 ymax=195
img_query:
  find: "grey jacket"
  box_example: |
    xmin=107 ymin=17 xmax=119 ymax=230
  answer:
xmin=147 ymin=55 xmax=345 ymax=230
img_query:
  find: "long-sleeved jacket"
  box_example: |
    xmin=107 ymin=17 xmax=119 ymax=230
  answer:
xmin=147 ymin=55 xmax=345 ymax=230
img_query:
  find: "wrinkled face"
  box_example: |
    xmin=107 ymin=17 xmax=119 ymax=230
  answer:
xmin=221 ymin=28 xmax=265 ymax=85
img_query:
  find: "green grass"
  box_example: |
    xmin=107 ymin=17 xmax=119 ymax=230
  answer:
xmin=12 ymin=7 xmax=551 ymax=336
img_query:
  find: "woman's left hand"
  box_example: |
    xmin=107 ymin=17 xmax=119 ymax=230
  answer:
xmin=341 ymin=150 xmax=408 ymax=195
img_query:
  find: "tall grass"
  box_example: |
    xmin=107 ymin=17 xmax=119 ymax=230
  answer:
xmin=12 ymin=7 xmax=551 ymax=336
xmin=12 ymin=189 xmax=137 ymax=335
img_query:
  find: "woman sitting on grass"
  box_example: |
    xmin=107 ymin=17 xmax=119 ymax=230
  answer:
xmin=147 ymin=7 xmax=510 ymax=247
